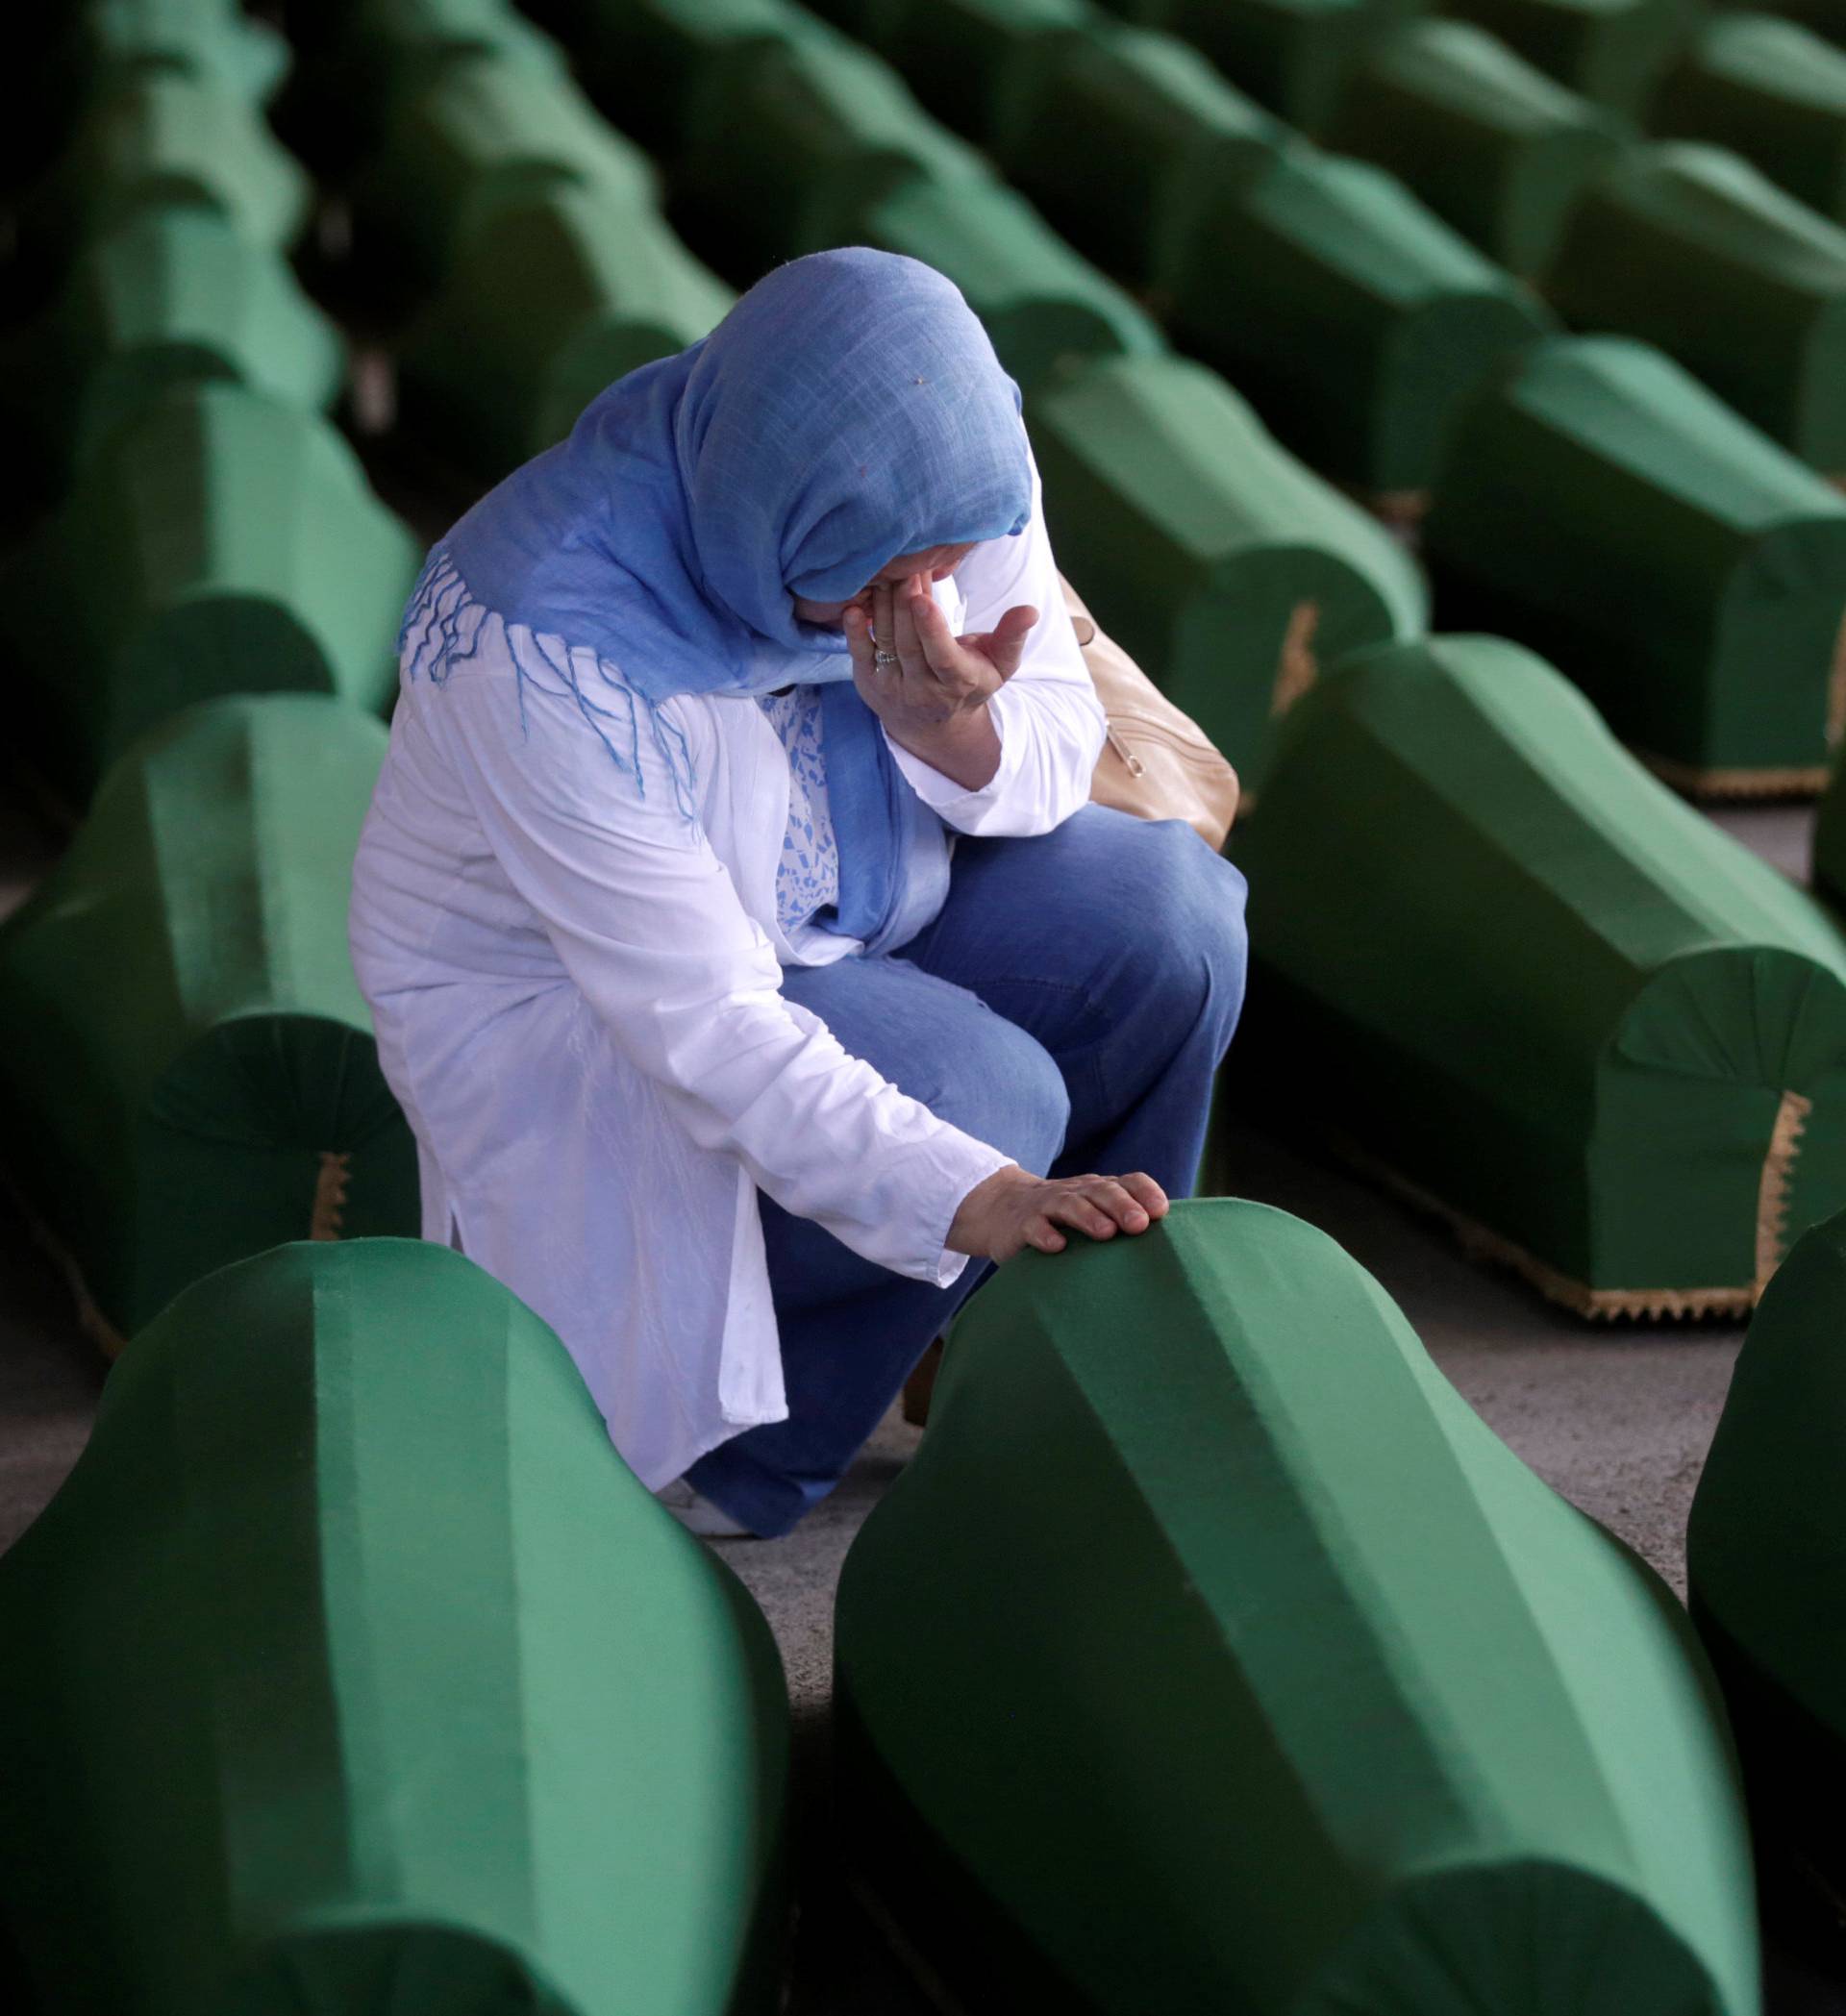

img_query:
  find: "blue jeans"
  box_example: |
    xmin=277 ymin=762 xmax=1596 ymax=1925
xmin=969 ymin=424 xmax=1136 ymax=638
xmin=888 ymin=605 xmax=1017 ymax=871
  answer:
xmin=686 ymin=806 xmax=1248 ymax=1536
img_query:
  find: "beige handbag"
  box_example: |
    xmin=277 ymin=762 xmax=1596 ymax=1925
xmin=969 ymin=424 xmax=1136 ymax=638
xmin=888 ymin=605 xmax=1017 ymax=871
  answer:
xmin=1061 ymin=577 xmax=1241 ymax=852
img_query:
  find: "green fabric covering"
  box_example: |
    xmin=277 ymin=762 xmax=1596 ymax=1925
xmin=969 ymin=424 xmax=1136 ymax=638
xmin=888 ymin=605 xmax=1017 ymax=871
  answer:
xmin=1701 ymin=0 xmax=1845 ymax=37
xmin=835 ymin=1198 xmax=1759 ymax=2015
xmin=351 ymin=49 xmax=659 ymax=304
xmin=0 ymin=205 xmax=346 ymax=506
xmin=0 ymin=1237 xmax=790 ymax=2009
xmin=1328 ymin=18 xmax=1627 ymax=277
xmin=831 ymin=175 xmax=1166 ymax=393
xmin=1651 ymin=15 xmax=1846 ymax=225
xmin=1028 ymin=353 xmax=1427 ymax=792
xmin=859 ymin=0 xmax=1089 ymax=147
xmin=1817 ymin=752 xmax=1846 ymax=909
xmin=1546 ymin=143 xmax=1846 ymax=473
xmin=1234 ymin=634 xmax=1846 ymax=1307
xmin=990 ymin=17 xmax=1286 ymax=285
xmin=1425 ymin=335 xmax=1846 ymax=784
xmin=1158 ymin=141 xmax=1554 ymax=491
xmin=1443 ymin=0 xmax=1699 ymax=112
xmin=674 ymin=24 xmax=994 ymax=277
xmin=1688 ymin=1206 xmax=1846 ymax=1899
xmin=0 ymin=382 xmax=419 ymax=801
xmin=0 ymin=700 xmax=418 ymax=1346
xmin=400 ymin=182 xmax=735 ymax=478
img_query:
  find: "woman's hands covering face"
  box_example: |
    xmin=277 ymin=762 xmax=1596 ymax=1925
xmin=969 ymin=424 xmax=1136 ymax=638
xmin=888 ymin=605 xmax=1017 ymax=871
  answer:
xmin=844 ymin=573 xmax=1037 ymax=731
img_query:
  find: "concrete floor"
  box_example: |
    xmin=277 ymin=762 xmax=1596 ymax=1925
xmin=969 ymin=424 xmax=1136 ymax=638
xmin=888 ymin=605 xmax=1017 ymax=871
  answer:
xmin=1 ymin=765 xmax=1840 ymax=2009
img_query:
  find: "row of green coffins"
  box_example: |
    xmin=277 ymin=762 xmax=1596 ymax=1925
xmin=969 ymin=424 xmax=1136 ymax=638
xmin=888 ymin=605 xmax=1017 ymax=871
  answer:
xmin=0 ymin=1210 xmax=1759 ymax=2013
xmin=0 ymin=1238 xmax=790 ymax=2013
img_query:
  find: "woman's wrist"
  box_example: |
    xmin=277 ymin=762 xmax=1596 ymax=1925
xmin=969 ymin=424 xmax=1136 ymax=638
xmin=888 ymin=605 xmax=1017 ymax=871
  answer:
xmin=882 ymin=702 xmax=1002 ymax=793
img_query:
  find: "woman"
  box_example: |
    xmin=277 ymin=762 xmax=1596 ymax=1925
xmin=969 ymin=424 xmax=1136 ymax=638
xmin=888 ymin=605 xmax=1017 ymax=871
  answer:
xmin=349 ymin=249 xmax=1247 ymax=1539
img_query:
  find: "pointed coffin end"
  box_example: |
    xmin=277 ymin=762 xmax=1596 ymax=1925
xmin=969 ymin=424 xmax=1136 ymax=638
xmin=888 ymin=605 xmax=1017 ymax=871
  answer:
xmin=236 ymin=1920 xmax=568 ymax=2016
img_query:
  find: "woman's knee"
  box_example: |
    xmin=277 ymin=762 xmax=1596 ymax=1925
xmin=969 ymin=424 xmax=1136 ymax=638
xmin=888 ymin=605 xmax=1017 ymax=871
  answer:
xmin=1115 ymin=820 xmax=1250 ymax=1031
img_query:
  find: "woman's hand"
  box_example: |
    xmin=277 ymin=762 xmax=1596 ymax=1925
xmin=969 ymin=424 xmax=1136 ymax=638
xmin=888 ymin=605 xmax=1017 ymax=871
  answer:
xmin=846 ymin=573 xmax=1037 ymax=791
xmin=947 ymin=1164 xmax=1170 ymax=1263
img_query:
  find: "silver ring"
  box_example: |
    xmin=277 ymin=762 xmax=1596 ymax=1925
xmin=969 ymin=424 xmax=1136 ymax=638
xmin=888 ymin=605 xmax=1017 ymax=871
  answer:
xmin=873 ymin=649 xmax=901 ymax=666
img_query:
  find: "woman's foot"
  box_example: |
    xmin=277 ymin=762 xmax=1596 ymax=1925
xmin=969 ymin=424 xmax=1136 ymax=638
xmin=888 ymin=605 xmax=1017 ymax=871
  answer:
xmin=655 ymin=1477 xmax=755 ymax=1539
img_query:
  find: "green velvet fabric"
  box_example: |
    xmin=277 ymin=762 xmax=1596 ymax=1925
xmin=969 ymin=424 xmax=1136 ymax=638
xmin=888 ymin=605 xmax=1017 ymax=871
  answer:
xmin=673 ymin=23 xmax=993 ymax=279
xmin=1546 ymin=143 xmax=1846 ymax=473
xmin=1687 ymin=1207 xmax=1846 ymax=1899
xmin=0 ymin=1237 xmax=791 ymax=2011
xmin=1816 ymin=754 xmax=1846 ymax=910
xmin=1651 ymin=15 xmax=1846 ymax=225
xmin=400 ymin=182 xmax=734 ymax=478
xmin=0 ymin=382 xmax=419 ymax=800
xmin=835 ymin=1198 xmax=1759 ymax=2015
xmin=1158 ymin=140 xmax=1555 ymax=490
xmin=1718 ymin=0 xmax=1846 ymax=41
xmin=1234 ymin=634 xmax=1846 ymax=1304
xmin=1028 ymin=353 xmax=1427 ymax=792
xmin=830 ymin=175 xmax=1166 ymax=393
xmin=351 ymin=49 xmax=660 ymax=304
xmin=1425 ymin=335 xmax=1846 ymax=782
xmin=860 ymin=0 xmax=1090 ymax=150
xmin=0 ymin=205 xmax=346 ymax=506
xmin=990 ymin=17 xmax=1286 ymax=286
xmin=1442 ymin=0 xmax=1699 ymax=113
xmin=0 ymin=699 xmax=418 ymax=1345
xmin=1328 ymin=18 xmax=1627 ymax=277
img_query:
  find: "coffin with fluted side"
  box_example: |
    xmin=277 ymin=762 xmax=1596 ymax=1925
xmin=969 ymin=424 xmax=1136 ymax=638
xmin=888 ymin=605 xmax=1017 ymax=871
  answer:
xmin=0 ymin=382 xmax=418 ymax=799
xmin=859 ymin=0 xmax=1088 ymax=148
xmin=1148 ymin=0 xmax=1426 ymax=134
xmin=1425 ymin=335 xmax=1846 ymax=791
xmin=836 ymin=1197 xmax=1759 ymax=2014
xmin=400 ymin=182 xmax=734 ymax=476
xmin=1546 ymin=144 xmax=1846 ymax=472
xmin=1328 ymin=18 xmax=1624 ymax=276
xmin=1688 ymin=1205 xmax=1846 ymax=1904
xmin=1029 ymin=352 xmax=1427 ymax=791
xmin=0 ymin=1237 xmax=790 ymax=2012
xmin=0 ymin=698 xmax=416 ymax=1349
xmin=1235 ymin=633 xmax=1846 ymax=1313
xmin=1442 ymin=0 xmax=1697 ymax=113
xmin=1159 ymin=140 xmax=1555 ymax=493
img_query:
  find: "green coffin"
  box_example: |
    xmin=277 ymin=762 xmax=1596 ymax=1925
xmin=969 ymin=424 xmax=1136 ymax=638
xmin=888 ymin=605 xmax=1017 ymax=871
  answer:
xmin=833 ymin=175 xmax=1165 ymax=393
xmin=1651 ymin=15 xmax=1846 ymax=226
xmin=1817 ymin=753 xmax=1846 ymax=910
xmin=0 ymin=382 xmax=419 ymax=801
xmin=0 ymin=698 xmax=417 ymax=1350
xmin=991 ymin=17 xmax=1285 ymax=286
xmin=1546 ymin=143 xmax=1846 ymax=473
xmin=0 ymin=205 xmax=346 ymax=505
xmin=1028 ymin=353 xmax=1427 ymax=794
xmin=1159 ymin=141 xmax=1555 ymax=493
xmin=1688 ymin=1206 xmax=1846 ymax=1902
xmin=1234 ymin=633 xmax=1846 ymax=1313
xmin=1328 ymin=19 xmax=1627 ymax=277
xmin=860 ymin=0 xmax=1088 ymax=146
xmin=351 ymin=50 xmax=661 ymax=300
xmin=676 ymin=24 xmax=994 ymax=278
xmin=1424 ymin=334 xmax=1846 ymax=790
xmin=0 ymin=1237 xmax=790 ymax=2010
xmin=835 ymin=1198 xmax=1759 ymax=2015
xmin=1442 ymin=0 xmax=1698 ymax=113
xmin=400 ymin=181 xmax=735 ymax=478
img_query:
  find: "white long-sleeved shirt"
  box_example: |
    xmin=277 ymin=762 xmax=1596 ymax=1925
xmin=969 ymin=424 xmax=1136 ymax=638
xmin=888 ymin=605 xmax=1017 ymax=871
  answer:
xmin=348 ymin=455 xmax=1106 ymax=1488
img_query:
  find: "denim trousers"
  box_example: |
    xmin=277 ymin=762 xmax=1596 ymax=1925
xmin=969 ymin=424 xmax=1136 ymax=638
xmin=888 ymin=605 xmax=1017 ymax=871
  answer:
xmin=686 ymin=805 xmax=1249 ymax=1536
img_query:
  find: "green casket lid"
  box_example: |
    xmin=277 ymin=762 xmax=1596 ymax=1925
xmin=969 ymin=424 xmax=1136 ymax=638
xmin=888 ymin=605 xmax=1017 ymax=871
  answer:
xmin=1425 ymin=333 xmax=1846 ymax=788
xmin=1156 ymin=0 xmax=1429 ymax=135
xmin=0 ymin=1237 xmax=790 ymax=2008
xmin=860 ymin=0 xmax=1090 ymax=146
xmin=1159 ymin=140 xmax=1555 ymax=492
xmin=1234 ymin=631 xmax=1846 ymax=1310
xmin=1029 ymin=351 xmax=1427 ymax=792
xmin=0 ymin=381 xmax=419 ymax=800
xmin=833 ymin=175 xmax=1166 ymax=394
xmin=0 ymin=203 xmax=346 ymax=504
xmin=1546 ymin=141 xmax=1846 ymax=473
xmin=1329 ymin=17 xmax=1628 ymax=277
xmin=0 ymin=696 xmax=416 ymax=1346
xmin=1711 ymin=0 xmax=1846 ymax=41
xmin=1438 ymin=0 xmax=1698 ymax=114
xmin=993 ymin=16 xmax=1285 ymax=286
xmin=400 ymin=180 xmax=734 ymax=479
xmin=835 ymin=1197 xmax=1758 ymax=2015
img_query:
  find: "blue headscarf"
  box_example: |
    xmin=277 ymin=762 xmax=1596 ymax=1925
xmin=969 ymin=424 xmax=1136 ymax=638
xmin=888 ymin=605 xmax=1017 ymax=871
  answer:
xmin=402 ymin=248 xmax=1034 ymax=945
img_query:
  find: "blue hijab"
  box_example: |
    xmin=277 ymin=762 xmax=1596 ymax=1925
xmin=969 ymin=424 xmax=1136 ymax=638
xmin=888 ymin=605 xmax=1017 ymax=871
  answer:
xmin=403 ymin=248 xmax=1034 ymax=946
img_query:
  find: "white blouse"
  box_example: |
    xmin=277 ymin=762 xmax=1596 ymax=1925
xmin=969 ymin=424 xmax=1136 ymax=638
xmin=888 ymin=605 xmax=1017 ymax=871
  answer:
xmin=348 ymin=453 xmax=1106 ymax=1490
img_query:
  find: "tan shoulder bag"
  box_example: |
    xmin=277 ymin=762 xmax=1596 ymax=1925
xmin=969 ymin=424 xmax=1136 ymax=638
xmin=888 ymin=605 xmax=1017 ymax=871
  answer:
xmin=1060 ymin=576 xmax=1240 ymax=852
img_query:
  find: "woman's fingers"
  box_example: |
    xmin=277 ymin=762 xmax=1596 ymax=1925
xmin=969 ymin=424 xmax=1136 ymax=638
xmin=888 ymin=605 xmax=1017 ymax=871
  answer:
xmin=1121 ymin=1172 xmax=1169 ymax=1217
xmin=870 ymin=583 xmax=895 ymax=661
xmin=986 ymin=602 xmax=1038 ymax=681
xmin=892 ymin=573 xmax=925 ymax=669
xmin=842 ymin=602 xmax=876 ymax=677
